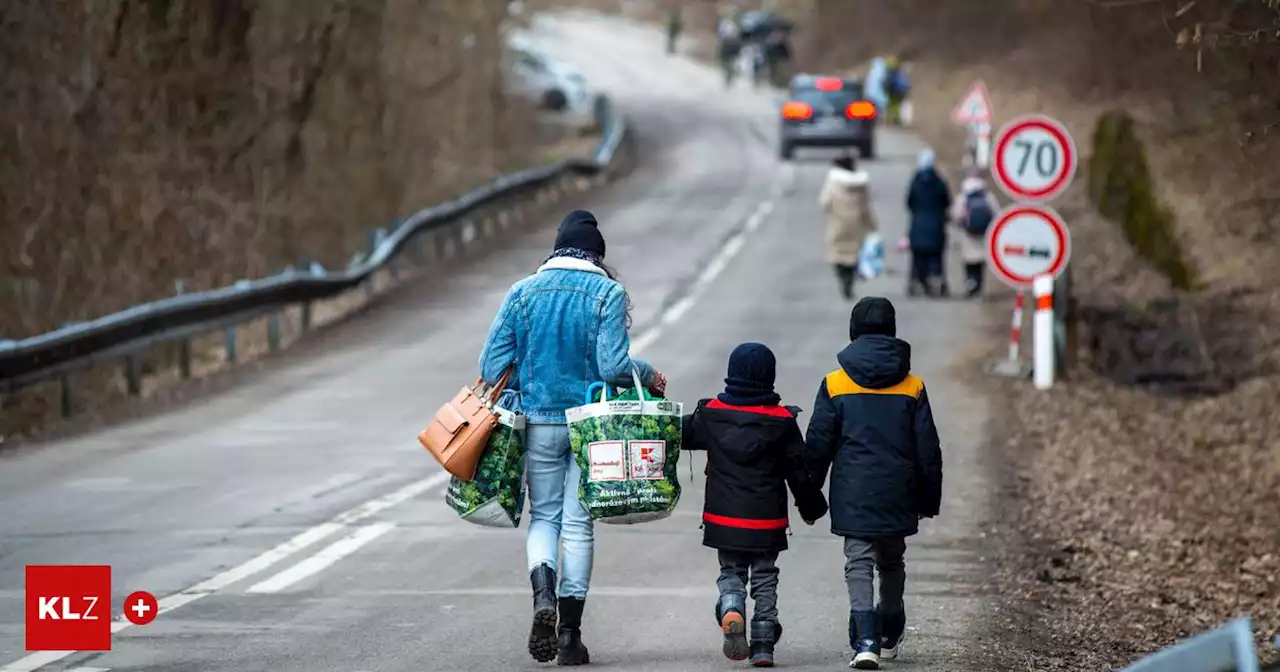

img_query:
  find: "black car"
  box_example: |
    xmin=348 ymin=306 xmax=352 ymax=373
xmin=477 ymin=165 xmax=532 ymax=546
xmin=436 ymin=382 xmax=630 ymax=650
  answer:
xmin=778 ymin=75 xmax=877 ymax=161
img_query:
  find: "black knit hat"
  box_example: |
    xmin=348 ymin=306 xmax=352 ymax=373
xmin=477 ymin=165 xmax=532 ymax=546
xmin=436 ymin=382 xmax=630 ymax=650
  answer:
xmin=552 ymin=209 xmax=606 ymax=257
xmin=718 ymin=342 xmax=782 ymax=407
xmin=849 ymin=296 xmax=896 ymax=341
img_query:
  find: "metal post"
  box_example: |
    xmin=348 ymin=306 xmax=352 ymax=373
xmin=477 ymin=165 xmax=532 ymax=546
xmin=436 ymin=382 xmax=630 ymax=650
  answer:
xmin=267 ymin=313 xmax=281 ymax=352
xmin=175 ymin=280 xmax=191 ymax=378
xmin=59 ymin=373 xmax=74 ymax=418
xmin=123 ymin=355 xmax=141 ymax=396
xmin=1033 ymin=275 xmax=1055 ymax=390
xmin=224 ymin=326 xmax=237 ymax=364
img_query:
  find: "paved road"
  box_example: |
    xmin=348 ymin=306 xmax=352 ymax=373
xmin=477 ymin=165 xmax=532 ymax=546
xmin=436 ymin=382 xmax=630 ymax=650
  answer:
xmin=0 ymin=13 xmax=993 ymax=672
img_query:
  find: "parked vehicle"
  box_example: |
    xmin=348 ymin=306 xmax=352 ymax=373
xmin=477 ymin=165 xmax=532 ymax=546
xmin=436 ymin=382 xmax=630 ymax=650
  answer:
xmin=504 ymin=35 xmax=591 ymax=114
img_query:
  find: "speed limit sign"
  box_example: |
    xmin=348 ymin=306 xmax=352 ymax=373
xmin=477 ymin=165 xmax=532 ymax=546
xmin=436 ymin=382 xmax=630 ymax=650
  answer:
xmin=992 ymin=115 xmax=1077 ymax=203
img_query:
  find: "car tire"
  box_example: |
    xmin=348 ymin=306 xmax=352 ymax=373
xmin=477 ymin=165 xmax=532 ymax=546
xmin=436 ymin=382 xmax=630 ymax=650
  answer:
xmin=542 ymin=88 xmax=568 ymax=111
xmin=779 ymin=142 xmax=794 ymax=161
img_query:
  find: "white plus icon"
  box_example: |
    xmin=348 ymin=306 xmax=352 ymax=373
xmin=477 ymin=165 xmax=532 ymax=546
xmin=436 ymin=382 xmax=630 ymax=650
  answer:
xmin=131 ymin=598 xmax=151 ymax=620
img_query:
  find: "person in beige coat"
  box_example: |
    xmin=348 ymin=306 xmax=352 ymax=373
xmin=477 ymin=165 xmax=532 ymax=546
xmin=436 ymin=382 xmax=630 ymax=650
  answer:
xmin=819 ymin=154 xmax=878 ymax=300
xmin=949 ymin=167 xmax=1000 ymax=298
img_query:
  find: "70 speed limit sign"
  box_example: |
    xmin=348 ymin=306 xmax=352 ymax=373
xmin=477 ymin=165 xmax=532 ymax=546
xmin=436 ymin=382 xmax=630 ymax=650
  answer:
xmin=992 ymin=115 xmax=1077 ymax=203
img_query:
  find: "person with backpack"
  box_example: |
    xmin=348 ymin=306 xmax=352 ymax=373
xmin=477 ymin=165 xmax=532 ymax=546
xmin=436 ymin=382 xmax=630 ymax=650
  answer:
xmin=949 ymin=167 xmax=1000 ymax=298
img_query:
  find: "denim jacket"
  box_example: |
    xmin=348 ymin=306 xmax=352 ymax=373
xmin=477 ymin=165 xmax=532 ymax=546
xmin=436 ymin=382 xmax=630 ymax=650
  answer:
xmin=479 ymin=256 xmax=656 ymax=424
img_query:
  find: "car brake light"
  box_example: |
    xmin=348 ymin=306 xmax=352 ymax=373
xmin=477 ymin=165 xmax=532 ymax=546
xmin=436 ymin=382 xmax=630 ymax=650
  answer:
xmin=846 ymin=101 xmax=876 ymax=119
xmin=815 ymin=77 xmax=843 ymax=91
xmin=782 ymin=101 xmax=813 ymax=120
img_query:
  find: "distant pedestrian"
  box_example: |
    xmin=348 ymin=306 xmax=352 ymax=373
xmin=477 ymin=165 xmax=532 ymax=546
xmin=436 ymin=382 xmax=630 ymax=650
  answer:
xmin=682 ymin=342 xmax=829 ymax=667
xmin=819 ymin=153 xmax=878 ymax=301
xmin=905 ymin=149 xmax=952 ymax=297
xmin=665 ymin=7 xmax=682 ymax=55
xmin=949 ymin=167 xmax=999 ymax=298
xmin=804 ymin=297 xmax=944 ymax=670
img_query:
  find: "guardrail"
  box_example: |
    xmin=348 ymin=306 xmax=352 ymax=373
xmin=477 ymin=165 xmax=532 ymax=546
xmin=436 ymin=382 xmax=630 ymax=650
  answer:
xmin=1117 ymin=618 xmax=1278 ymax=672
xmin=0 ymin=94 xmax=629 ymax=402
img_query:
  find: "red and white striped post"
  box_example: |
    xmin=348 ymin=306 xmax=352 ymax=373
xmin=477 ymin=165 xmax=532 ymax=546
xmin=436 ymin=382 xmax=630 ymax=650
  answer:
xmin=1033 ymin=274 xmax=1055 ymax=389
xmin=1008 ymin=293 xmax=1025 ymax=362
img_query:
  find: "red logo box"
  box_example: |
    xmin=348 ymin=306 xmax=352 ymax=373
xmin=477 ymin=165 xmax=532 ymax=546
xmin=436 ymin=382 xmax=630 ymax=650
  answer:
xmin=25 ymin=565 xmax=112 ymax=651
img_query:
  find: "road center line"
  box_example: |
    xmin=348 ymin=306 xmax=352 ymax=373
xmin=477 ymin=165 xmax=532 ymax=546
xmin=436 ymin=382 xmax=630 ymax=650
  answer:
xmin=630 ymin=198 xmax=774 ymax=356
xmin=0 ymin=470 xmax=451 ymax=672
xmin=246 ymin=522 xmax=397 ymax=594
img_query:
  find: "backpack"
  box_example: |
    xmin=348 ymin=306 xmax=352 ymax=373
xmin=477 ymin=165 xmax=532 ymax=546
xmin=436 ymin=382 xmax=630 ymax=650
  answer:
xmin=963 ymin=190 xmax=994 ymax=235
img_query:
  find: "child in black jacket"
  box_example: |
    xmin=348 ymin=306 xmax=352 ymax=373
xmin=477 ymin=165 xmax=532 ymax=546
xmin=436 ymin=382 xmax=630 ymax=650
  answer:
xmin=682 ymin=342 xmax=829 ymax=667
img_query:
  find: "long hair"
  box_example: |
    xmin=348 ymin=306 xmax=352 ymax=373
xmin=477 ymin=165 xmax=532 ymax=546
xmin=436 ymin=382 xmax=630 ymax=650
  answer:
xmin=600 ymin=262 xmax=635 ymax=329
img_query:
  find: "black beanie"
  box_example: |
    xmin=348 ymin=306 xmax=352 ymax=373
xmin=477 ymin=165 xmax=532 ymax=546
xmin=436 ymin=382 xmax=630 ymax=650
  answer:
xmin=552 ymin=209 xmax=606 ymax=257
xmin=849 ymin=296 xmax=897 ymax=341
xmin=718 ymin=342 xmax=782 ymax=407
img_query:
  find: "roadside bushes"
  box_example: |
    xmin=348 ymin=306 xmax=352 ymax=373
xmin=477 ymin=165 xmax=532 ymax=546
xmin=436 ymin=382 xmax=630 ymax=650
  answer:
xmin=1087 ymin=111 xmax=1196 ymax=290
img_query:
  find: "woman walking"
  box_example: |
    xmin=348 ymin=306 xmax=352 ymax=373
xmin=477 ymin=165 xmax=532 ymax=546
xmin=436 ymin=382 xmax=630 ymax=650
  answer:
xmin=819 ymin=154 xmax=878 ymax=301
xmin=479 ymin=209 xmax=667 ymax=666
xmin=905 ymin=149 xmax=953 ymax=297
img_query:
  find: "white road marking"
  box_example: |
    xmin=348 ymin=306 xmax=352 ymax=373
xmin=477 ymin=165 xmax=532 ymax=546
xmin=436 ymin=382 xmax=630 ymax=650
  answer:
xmin=67 ymin=667 xmax=111 ymax=672
xmin=0 ymin=471 xmax=451 ymax=672
xmin=246 ymin=522 xmax=397 ymax=594
xmin=631 ymin=199 xmax=774 ymax=356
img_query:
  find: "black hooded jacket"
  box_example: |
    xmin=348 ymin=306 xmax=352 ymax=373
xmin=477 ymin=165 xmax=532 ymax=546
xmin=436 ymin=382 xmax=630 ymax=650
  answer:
xmin=682 ymin=399 xmax=829 ymax=553
xmin=804 ymin=334 xmax=943 ymax=539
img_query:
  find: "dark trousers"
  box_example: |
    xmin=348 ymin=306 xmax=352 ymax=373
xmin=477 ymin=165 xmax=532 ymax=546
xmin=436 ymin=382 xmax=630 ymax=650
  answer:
xmin=910 ymin=251 xmax=947 ymax=296
xmin=834 ymin=263 xmax=857 ymax=299
xmin=843 ymin=536 xmax=906 ymax=614
xmin=964 ymin=262 xmax=985 ymax=296
xmin=717 ymin=550 xmax=780 ymax=626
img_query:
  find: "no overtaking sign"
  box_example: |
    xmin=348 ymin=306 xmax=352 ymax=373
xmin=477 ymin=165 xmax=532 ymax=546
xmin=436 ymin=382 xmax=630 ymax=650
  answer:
xmin=986 ymin=205 xmax=1071 ymax=289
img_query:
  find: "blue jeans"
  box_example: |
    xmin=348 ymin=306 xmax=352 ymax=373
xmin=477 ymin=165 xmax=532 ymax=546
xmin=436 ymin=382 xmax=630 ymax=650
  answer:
xmin=525 ymin=423 xmax=594 ymax=598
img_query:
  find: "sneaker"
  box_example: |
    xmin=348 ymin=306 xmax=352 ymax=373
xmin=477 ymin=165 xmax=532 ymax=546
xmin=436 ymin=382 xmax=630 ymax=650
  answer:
xmin=848 ymin=611 xmax=881 ymax=669
xmin=879 ymin=610 xmax=906 ymax=660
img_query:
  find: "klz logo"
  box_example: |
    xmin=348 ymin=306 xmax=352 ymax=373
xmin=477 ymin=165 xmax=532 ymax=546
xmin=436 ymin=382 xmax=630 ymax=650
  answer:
xmin=26 ymin=565 xmax=111 ymax=651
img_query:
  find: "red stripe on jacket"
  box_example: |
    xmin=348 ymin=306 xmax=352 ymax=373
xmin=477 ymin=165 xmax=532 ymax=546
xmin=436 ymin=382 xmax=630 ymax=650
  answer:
xmin=703 ymin=512 xmax=790 ymax=530
xmin=705 ymin=398 xmax=794 ymax=418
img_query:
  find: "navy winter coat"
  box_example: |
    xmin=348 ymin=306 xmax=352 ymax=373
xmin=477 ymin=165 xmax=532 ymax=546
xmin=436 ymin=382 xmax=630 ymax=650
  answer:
xmin=804 ymin=334 xmax=944 ymax=539
xmin=906 ymin=168 xmax=953 ymax=254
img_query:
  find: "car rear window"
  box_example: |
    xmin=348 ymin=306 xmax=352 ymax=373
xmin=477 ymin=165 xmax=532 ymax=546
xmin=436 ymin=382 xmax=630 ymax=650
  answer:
xmin=792 ymin=89 xmax=861 ymax=107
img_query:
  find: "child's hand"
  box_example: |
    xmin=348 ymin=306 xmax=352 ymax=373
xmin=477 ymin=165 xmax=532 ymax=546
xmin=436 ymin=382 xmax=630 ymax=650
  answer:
xmin=648 ymin=371 xmax=668 ymax=397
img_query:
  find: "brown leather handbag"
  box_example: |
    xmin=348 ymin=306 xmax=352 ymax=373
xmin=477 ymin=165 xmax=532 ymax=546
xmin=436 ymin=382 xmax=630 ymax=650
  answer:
xmin=418 ymin=369 xmax=513 ymax=481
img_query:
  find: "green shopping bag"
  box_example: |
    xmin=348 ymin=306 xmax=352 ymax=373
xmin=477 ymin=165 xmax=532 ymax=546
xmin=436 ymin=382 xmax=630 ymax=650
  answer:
xmin=566 ymin=368 xmax=683 ymax=525
xmin=444 ymin=396 xmax=526 ymax=528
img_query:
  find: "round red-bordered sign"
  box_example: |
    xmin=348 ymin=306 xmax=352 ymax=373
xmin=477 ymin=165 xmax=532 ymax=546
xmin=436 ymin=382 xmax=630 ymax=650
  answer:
xmin=992 ymin=115 xmax=1076 ymax=203
xmin=985 ymin=205 xmax=1071 ymax=288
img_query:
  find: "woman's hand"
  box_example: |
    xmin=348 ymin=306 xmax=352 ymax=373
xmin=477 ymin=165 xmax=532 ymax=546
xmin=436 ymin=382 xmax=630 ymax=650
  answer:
xmin=647 ymin=370 xmax=668 ymax=397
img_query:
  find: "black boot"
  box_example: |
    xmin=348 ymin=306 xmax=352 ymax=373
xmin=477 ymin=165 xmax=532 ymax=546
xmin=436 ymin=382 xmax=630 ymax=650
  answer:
xmin=556 ymin=597 xmax=590 ymax=666
xmin=749 ymin=620 xmax=782 ymax=667
xmin=716 ymin=593 xmax=749 ymax=661
xmin=528 ymin=564 xmax=558 ymax=663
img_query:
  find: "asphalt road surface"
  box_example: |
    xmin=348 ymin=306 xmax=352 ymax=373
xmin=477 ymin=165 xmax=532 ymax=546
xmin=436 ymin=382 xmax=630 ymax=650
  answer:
xmin=0 ymin=13 xmax=995 ymax=672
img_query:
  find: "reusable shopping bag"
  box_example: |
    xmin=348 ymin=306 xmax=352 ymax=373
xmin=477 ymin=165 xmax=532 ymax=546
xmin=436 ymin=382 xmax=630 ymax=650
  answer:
xmin=858 ymin=232 xmax=886 ymax=279
xmin=566 ymin=368 xmax=683 ymax=525
xmin=444 ymin=390 xmax=527 ymax=528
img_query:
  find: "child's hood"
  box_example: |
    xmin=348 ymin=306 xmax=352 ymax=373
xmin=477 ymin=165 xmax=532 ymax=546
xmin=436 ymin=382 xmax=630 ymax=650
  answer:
xmin=693 ymin=399 xmax=802 ymax=461
xmin=837 ymin=334 xmax=911 ymax=390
